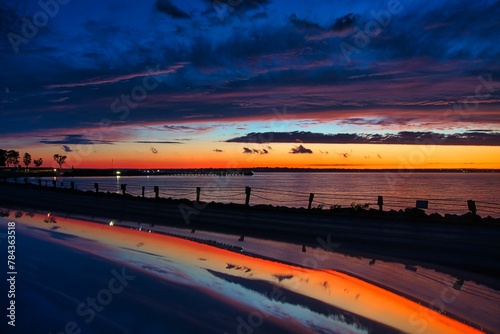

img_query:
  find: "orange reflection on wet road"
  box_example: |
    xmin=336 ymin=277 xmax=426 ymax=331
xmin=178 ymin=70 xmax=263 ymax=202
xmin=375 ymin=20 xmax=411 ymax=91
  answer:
xmin=11 ymin=212 xmax=484 ymax=334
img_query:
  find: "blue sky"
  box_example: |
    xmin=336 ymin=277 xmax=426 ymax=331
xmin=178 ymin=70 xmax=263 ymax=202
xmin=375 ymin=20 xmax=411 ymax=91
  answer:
xmin=0 ymin=0 xmax=499 ymax=167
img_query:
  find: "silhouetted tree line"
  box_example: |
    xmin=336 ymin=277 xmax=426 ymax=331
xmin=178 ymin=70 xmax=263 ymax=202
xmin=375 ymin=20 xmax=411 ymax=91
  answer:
xmin=0 ymin=149 xmax=64 ymax=170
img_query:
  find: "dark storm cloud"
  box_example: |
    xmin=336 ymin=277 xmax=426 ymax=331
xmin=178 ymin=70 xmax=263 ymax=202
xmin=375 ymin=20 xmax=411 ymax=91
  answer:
xmin=290 ymin=145 xmax=313 ymax=154
xmin=242 ymin=147 xmax=268 ymax=154
xmin=164 ymin=125 xmax=196 ymax=131
xmin=0 ymin=0 xmax=499 ymax=139
xmin=133 ymin=141 xmax=182 ymax=144
xmin=204 ymin=0 xmax=271 ymax=13
xmin=227 ymin=131 xmax=500 ymax=146
xmin=250 ymin=11 xmax=268 ymax=20
xmin=0 ymin=4 xmax=21 ymax=35
xmin=155 ymin=0 xmax=191 ymax=19
xmin=337 ymin=118 xmax=387 ymax=126
xmin=289 ymin=14 xmax=323 ymax=31
xmin=467 ymin=129 xmax=495 ymax=132
xmin=237 ymin=0 xmax=271 ymax=12
xmin=39 ymin=135 xmax=114 ymax=145
xmin=202 ymin=0 xmax=271 ymax=22
xmin=61 ymin=145 xmax=74 ymax=152
xmin=332 ymin=13 xmax=357 ymax=32
xmin=163 ymin=125 xmax=216 ymax=133
xmin=289 ymin=12 xmax=357 ymax=33
xmin=355 ymin=0 xmax=500 ymax=62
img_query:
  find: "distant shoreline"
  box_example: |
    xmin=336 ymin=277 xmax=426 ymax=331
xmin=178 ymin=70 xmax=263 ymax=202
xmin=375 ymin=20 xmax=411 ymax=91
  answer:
xmin=0 ymin=167 xmax=499 ymax=178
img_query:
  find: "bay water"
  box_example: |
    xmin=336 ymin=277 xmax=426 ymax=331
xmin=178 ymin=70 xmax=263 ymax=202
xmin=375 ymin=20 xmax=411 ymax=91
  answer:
xmin=36 ymin=172 xmax=500 ymax=217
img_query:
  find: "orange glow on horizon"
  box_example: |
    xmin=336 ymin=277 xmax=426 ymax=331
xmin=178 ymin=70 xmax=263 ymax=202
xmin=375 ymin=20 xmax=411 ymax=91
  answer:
xmin=9 ymin=142 xmax=500 ymax=170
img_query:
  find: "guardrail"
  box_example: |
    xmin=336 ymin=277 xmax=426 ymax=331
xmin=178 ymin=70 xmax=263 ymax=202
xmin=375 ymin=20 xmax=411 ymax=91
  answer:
xmin=3 ymin=176 xmax=500 ymax=218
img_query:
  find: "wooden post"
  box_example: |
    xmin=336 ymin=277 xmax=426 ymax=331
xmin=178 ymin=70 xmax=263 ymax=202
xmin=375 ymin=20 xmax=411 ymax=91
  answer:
xmin=121 ymin=184 xmax=127 ymax=195
xmin=405 ymin=264 xmax=417 ymax=272
xmin=308 ymin=193 xmax=314 ymax=210
xmin=70 ymin=181 xmax=75 ymax=190
xmin=94 ymin=183 xmax=99 ymax=193
xmin=142 ymin=186 xmax=145 ymax=197
xmin=38 ymin=179 xmax=42 ymax=186
xmin=453 ymin=279 xmax=464 ymax=291
xmin=52 ymin=180 xmax=56 ymax=187
xmin=13 ymin=177 xmax=17 ymax=184
xmin=154 ymin=186 xmax=159 ymax=198
xmin=196 ymin=187 xmax=201 ymax=203
xmin=467 ymin=200 xmax=477 ymax=215
xmin=24 ymin=177 xmax=28 ymax=184
xmin=245 ymin=186 xmax=251 ymax=206
xmin=377 ymin=196 xmax=384 ymax=211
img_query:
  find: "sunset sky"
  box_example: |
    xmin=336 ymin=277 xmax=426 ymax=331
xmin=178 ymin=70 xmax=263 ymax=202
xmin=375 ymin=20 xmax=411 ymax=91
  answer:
xmin=1 ymin=0 xmax=499 ymax=169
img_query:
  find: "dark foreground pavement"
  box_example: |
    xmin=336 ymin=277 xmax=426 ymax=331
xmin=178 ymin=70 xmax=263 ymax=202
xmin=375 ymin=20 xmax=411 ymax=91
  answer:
xmin=0 ymin=223 xmax=309 ymax=334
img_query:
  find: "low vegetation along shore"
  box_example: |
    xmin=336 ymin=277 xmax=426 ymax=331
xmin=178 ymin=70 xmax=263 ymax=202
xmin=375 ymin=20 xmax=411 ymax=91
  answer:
xmin=1 ymin=181 xmax=499 ymax=289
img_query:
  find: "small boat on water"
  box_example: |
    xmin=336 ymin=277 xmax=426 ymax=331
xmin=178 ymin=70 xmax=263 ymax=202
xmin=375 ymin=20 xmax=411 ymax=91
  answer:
xmin=243 ymin=170 xmax=254 ymax=176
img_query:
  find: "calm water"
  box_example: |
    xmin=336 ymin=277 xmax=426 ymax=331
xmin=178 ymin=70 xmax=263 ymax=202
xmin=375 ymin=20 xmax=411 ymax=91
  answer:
xmin=36 ymin=172 xmax=500 ymax=217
